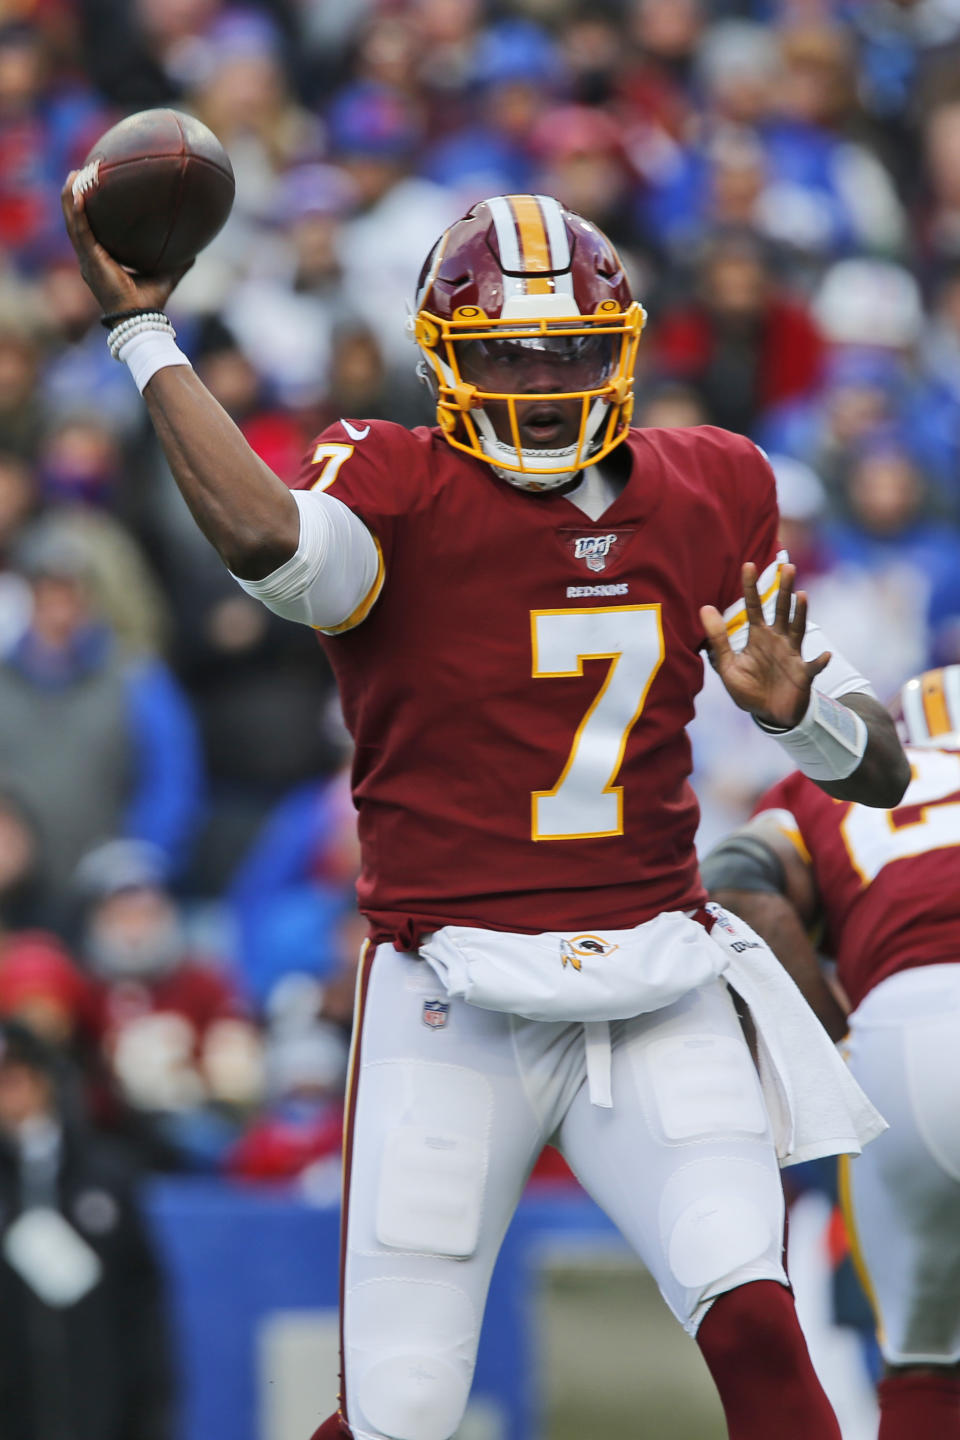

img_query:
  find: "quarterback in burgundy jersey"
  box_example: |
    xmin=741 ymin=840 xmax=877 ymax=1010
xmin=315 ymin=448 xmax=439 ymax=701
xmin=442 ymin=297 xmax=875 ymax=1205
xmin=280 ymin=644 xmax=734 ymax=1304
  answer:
xmin=704 ymin=665 xmax=960 ymax=1440
xmin=298 ymin=418 xmax=783 ymax=947
xmin=63 ymin=177 xmax=908 ymax=1440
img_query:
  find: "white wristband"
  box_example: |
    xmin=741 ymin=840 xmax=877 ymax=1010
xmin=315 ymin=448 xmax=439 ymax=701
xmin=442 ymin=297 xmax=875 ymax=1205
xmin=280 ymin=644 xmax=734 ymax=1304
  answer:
xmin=755 ymin=688 xmax=868 ymax=782
xmin=116 ymin=329 xmax=192 ymax=394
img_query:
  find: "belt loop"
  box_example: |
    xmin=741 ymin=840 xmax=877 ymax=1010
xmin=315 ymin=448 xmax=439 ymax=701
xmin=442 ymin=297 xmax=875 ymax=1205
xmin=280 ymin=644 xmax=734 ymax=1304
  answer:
xmin=584 ymin=1020 xmax=613 ymax=1108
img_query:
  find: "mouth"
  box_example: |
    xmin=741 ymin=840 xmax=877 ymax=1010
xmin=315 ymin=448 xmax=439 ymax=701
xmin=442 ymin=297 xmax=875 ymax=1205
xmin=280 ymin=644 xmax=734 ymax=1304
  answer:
xmin=516 ymin=402 xmax=573 ymax=449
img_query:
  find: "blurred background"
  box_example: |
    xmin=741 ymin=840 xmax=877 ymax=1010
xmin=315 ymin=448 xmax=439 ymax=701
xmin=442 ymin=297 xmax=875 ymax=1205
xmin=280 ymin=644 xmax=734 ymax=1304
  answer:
xmin=0 ymin=0 xmax=950 ymax=1435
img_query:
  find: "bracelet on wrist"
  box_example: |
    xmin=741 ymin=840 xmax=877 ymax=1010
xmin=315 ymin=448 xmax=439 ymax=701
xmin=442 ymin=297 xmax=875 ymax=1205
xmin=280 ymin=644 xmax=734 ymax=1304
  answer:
xmin=100 ymin=307 xmax=161 ymax=330
xmin=107 ymin=312 xmax=176 ymax=361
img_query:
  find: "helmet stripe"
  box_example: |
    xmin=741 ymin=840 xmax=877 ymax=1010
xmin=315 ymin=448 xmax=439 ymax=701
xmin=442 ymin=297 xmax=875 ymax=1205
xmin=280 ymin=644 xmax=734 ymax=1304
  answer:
xmin=922 ymin=669 xmax=952 ymax=736
xmin=508 ymin=195 xmax=551 ymax=274
xmin=486 ymin=194 xmax=522 ymax=272
xmin=901 ymin=677 xmax=928 ymax=744
xmin=945 ymin=666 xmax=960 ymax=730
xmin=536 ymin=194 xmax=575 ymax=299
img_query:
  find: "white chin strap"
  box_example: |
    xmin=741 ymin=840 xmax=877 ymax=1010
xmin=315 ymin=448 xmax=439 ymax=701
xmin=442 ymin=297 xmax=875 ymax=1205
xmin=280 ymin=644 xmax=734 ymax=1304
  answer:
xmin=474 ymin=399 xmax=610 ymax=492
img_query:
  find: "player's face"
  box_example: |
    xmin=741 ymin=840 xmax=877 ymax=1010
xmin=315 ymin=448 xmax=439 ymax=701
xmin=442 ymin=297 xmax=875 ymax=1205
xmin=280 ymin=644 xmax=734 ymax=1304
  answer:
xmin=457 ymin=332 xmax=616 ymax=450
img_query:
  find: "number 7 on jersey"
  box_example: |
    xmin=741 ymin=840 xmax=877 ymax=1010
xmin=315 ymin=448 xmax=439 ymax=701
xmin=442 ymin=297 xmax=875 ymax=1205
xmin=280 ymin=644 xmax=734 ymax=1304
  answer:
xmin=531 ymin=605 xmax=665 ymax=840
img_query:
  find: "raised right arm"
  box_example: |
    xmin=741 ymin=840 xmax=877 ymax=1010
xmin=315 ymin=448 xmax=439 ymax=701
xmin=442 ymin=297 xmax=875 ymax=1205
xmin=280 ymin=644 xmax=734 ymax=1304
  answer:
xmin=61 ymin=175 xmax=379 ymax=627
xmin=63 ymin=174 xmax=301 ymax=579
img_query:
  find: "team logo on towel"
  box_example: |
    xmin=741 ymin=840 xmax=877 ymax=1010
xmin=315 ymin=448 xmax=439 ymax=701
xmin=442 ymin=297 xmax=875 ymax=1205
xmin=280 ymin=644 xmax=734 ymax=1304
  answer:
xmin=422 ymin=999 xmax=450 ymax=1029
xmin=560 ymin=934 xmax=619 ymax=971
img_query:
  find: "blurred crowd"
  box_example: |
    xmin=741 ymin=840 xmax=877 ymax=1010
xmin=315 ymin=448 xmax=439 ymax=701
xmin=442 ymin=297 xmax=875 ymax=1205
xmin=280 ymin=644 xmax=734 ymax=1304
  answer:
xmin=0 ymin=0 xmax=956 ymax=1209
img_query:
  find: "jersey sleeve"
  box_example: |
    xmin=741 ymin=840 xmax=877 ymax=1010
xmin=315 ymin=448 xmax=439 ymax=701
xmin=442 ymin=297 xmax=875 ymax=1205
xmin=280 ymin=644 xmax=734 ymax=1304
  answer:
xmin=294 ymin=419 xmax=429 ymax=569
xmin=273 ymin=419 xmax=432 ymax=632
xmin=750 ymin=771 xmax=817 ymax=865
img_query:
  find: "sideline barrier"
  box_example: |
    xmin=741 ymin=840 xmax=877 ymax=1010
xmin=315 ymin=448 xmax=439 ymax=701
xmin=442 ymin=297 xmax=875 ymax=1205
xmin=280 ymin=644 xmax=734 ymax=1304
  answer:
xmin=147 ymin=1180 xmax=620 ymax=1440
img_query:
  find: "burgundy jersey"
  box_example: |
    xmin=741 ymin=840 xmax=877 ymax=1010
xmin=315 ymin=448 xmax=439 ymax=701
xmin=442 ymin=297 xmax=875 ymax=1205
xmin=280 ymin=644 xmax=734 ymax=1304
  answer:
xmin=295 ymin=421 xmax=780 ymax=948
xmin=755 ymin=746 xmax=960 ymax=1010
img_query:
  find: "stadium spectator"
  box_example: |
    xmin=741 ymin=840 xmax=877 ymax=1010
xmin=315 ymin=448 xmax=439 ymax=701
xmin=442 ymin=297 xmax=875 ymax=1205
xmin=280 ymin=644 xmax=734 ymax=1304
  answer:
xmin=222 ymin=162 xmax=361 ymax=412
xmin=0 ymin=18 xmax=108 ymax=270
xmin=73 ymin=839 xmax=261 ymax=1170
xmin=0 ymin=1017 xmax=176 ymax=1440
xmin=420 ymin=18 xmax=565 ymax=205
xmin=330 ymin=81 xmax=460 ymax=373
xmin=0 ymin=517 xmax=203 ymax=917
xmin=0 ymin=450 xmax=36 ymax=649
xmin=226 ymin=1018 xmax=347 ymax=1187
xmin=0 ymin=304 xmax=45 ymax=460
xmin=0 ymin=793 xmax=43 ymax=932
xmin=37 ymin=245 xmax=146 ymax=438
xmin=653 ymin=228 xmax=824 ymax=435
xmin=228 ymin=764 xmax=361 ymax=1009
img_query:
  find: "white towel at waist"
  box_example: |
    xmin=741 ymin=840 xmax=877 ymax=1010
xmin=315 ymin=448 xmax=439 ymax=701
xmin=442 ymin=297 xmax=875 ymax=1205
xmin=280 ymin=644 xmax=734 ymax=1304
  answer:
xmin=704 ymin=903 xmax=887 ymax=1167
xmin=420 ymin=907 xmax=887 ymax=1164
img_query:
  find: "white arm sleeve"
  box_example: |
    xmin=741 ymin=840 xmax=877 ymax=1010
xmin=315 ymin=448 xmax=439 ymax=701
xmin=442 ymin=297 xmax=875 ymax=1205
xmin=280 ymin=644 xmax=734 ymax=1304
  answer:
xmin=231 ymin=490 xmax=382 ymax=633
xmin=723 ymin=551 xmax=876 ymax=701
xmin=799 ymin=617 xmax=875 ymax=701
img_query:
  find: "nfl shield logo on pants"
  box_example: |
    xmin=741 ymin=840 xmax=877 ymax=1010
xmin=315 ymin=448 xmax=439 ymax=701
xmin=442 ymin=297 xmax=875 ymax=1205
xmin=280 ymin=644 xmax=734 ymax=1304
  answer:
xmin=422 ymin=999 xmax=450 ymax=1029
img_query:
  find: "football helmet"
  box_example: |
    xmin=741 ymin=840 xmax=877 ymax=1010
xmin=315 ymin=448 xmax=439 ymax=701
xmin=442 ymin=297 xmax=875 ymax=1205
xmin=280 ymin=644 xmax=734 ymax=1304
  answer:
xmin=895 ymin=667 xmax=960 ymax=748
xmin=412 ymin=194 xmax=646 ymax=490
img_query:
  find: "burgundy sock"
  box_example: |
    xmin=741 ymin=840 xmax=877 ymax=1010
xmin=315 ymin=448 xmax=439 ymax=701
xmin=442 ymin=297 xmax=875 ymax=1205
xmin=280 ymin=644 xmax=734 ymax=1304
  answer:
xmin=878 ymin=1372 xmax=960 ymax=1440
xmin=309 ymin=1414 xmax=352 ymax=1440
xmin=696 ymin=1280 xmax=841 ymax=1439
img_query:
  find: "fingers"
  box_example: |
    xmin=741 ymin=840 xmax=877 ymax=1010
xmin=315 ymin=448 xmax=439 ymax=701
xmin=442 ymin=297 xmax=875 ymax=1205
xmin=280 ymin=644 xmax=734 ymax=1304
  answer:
xmin=700 ymin=604 xmax=732 ymax=667
xmin=773 ymin=564 xmax=796 ymax=632
xmin=60 ymin=171 xmax=81 ymax=241
xmin=789 ymin=589 xmax=807 ymax=647
xmin=806 ymin=650 xmax=831 ymax=680
xmin=741 ymin=562 xmax=764 ymax=628
xmin=61 ymin=171 xmax=104 ymax=260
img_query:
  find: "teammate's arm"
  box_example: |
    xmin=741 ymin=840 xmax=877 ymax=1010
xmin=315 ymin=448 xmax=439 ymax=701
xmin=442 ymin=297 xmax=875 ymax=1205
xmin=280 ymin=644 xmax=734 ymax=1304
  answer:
xmin=700 ymin=813 xmax=849 ymax=1041
xmin=701 ymin=562 xmax=910 ymax=809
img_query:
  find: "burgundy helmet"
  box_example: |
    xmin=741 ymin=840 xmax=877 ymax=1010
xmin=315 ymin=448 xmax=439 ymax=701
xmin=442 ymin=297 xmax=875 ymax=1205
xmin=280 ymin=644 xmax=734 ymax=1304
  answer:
xmin=412 ymin=194 xmax=646 ymax=489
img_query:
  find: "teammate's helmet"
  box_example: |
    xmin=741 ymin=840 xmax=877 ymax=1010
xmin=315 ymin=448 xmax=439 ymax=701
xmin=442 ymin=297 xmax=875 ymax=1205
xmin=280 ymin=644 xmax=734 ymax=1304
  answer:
xmin=895 ymin=667 xmax=960 ymax=747
xmin=412 ymin=194 xmax=646 ymax=490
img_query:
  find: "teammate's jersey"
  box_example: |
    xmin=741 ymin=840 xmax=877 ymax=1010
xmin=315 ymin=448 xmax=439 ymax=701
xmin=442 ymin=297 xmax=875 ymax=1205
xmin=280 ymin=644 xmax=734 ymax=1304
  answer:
xmin=295 ymin=421 xmax=780 ymax=948
xmin=754 ymin=747 xmax=960 ymax=1010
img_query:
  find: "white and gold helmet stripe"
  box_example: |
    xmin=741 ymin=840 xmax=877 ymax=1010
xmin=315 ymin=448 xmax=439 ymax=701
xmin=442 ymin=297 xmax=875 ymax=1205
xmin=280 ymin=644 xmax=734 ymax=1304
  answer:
xmin=485 ymin=194 xmax=577 ymax=305
xmin=900 ymin=667 xmax=960 ymax=746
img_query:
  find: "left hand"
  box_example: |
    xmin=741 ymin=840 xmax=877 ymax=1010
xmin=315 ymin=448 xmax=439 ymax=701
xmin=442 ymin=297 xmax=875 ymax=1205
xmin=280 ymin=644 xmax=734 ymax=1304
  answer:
xmin=700 ymin=562 xmax=830 ymax=728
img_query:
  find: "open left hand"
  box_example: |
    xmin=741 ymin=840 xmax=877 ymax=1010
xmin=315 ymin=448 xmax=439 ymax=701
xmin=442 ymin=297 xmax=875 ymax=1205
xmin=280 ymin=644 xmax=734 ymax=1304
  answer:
xmin=700 ymin=562 xmax=830 ymax=729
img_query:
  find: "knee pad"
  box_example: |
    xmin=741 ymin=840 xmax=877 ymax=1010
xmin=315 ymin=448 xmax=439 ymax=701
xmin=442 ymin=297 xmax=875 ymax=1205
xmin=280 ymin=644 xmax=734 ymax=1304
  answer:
xmin=348 ymin=1278 xmax=476 ymax=1440
xmin=660 ymin=1158 xmax=784 ymax=1292
xmin=644 ymin=1032 xmax=768 ymax=1143
xmin=374 ymin=1063 xmax=491 ymax=1259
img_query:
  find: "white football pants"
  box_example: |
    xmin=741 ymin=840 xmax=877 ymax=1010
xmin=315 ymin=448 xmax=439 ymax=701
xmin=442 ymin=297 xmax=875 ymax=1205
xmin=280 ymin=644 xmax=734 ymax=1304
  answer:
xmin=843 ymin=962 xmax=960 ymax=1366
xmin=338 ymin=944 xmax=788 ymax=1440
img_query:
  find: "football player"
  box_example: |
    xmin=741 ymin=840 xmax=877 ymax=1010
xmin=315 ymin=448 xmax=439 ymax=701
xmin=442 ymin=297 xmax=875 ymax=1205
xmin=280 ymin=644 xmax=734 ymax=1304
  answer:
xmin=62 ymin=181 xmax=909 ymax=1440
xmin=702 ymin=665 xmax=960 ymax=1439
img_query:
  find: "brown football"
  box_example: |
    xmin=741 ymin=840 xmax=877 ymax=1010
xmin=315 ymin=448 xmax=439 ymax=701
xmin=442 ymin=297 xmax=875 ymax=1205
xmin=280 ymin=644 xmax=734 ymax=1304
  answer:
xmin=75 ymin=108 xmax=235 ymax=275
